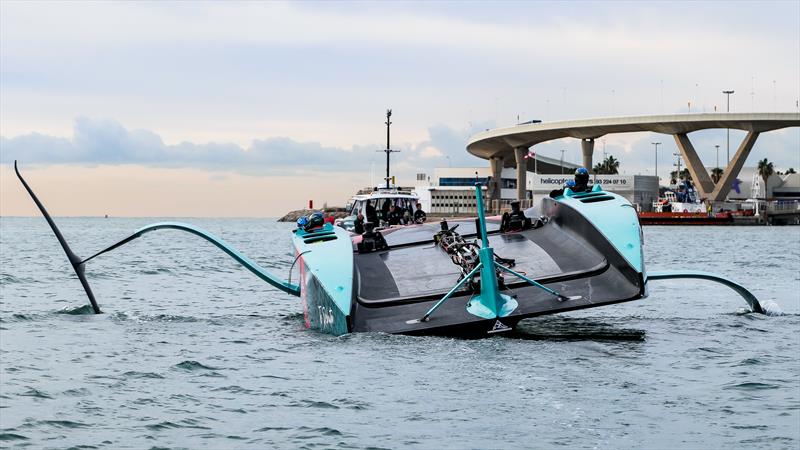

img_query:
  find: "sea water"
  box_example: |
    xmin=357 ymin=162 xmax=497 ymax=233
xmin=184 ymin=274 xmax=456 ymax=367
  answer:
xmin=1 ymin=217 xmax=798 ymax=449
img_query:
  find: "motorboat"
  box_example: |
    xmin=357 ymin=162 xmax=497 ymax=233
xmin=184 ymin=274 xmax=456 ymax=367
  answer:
xmin=14 ymin=160 xmax=764 ymax=337
xmin=338 ymin=188 xmax=420 ymax=232
xmin=336 ymin=110 xmax=423 ymax=232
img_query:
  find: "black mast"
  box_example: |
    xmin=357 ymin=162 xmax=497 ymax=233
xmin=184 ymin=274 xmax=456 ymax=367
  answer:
xmin=381 ymin=109 xmax=399 ymax=189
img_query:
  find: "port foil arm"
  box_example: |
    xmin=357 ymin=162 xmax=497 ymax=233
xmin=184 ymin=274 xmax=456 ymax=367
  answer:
xmin=15 ymin=161 xmax=102 ymax=313
xmin=14 ymin=161 xmax=300 ymax=318
xmin=647 ymin=270 xmax=763 ymax=314
xmin=87 ymin=222 xmax=302 ymax=297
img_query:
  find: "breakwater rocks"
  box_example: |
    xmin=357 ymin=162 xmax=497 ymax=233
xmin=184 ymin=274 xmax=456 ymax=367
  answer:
xmin=277 ymin=208 xmax=349 ymax=222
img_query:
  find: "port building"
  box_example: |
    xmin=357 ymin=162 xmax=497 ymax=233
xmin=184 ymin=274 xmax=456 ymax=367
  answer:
xmin=414 ymin=164 xmax=658 ymax=215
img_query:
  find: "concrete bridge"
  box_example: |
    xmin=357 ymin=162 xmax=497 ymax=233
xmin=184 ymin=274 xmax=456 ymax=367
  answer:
xmin=466 ymin=113 xmax=800 ymax=202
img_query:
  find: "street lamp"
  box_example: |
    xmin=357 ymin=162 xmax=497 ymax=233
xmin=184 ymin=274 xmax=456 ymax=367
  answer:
xmin=723 ymin=90 xmax=735 ymax=164
xmin=651 ymin=142 xmax=661 ymax=181
xmin=715 ymin=144 xmax=720 ymax=169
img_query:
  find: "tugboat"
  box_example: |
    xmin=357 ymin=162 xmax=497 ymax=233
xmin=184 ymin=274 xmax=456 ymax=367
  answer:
xmin=15 ymin=156 xmax=764 ymax=336
xmin=638 ymin=179 xmax=733 ymax=225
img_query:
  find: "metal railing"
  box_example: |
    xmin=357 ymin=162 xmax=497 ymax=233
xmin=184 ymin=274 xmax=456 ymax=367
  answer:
xmin=767 ymin=200 xmax=800 ymax=213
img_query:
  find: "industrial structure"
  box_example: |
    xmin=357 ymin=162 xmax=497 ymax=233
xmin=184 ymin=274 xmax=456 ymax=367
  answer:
xmin=466 ymin=113 xmax=800 ymax=203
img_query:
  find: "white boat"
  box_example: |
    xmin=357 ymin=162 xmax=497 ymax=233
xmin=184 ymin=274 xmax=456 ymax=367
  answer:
xmin=337 ymin=110 xmax=422 ymax=231
xmin=338 ymin=188 xmax=420 ymax=231
xmin=653 ymin=179 xmax=707 ymax=213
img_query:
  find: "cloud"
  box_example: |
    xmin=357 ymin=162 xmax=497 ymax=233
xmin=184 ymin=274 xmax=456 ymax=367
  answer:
xmin=418 ymin=146 xmax=443 ymax=159
xmin=0 ymin=117 xmax=495 ymax=179
xmin=3 ymin=1 xmax=796 ymax=145
xmin=0 ymin=117 xmax=368 ymax=175
xmin=3 ymin=116 xmax=796 ymax=186
xmin=406 ymin=121 xmax=495 ymax=168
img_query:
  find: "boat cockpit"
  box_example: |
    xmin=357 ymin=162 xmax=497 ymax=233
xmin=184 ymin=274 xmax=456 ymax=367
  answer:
xmin=339 ymin=191 xmax=421 ymax=231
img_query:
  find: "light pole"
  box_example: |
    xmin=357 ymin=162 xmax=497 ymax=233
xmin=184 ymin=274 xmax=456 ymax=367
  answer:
xmin=723 ymin=90 xmax=734 ymax=164
xmin=673 ymin=152 xmax=682 ymax=185
xmin=560 ymin=149 xmax=565 ymax=174
xmin=715 ymin=144 xmax=720 ymax=169
xmin=651 ymin=142 xmax=661 ymax=181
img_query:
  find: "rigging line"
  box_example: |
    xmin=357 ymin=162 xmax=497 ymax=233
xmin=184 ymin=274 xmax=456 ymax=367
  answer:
xmin=287 ymin=250 xmax=311 ymax=286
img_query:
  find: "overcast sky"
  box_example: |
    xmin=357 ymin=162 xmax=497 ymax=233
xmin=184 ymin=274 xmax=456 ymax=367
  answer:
xmin=1 ymin=1 xmax=798 ymax=216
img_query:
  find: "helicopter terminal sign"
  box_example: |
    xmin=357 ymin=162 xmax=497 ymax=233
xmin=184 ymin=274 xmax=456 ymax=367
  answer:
xmin=529 ymin=174 xmax=636 ymax=192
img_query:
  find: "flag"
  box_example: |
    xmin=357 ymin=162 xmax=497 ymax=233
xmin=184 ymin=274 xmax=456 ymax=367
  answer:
xmin=732 ymin=178 xmax=741 ymax=194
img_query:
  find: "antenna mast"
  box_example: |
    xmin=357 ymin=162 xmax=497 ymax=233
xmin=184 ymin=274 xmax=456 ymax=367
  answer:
xmin=379 ymin=109 xmax=400 ymax=189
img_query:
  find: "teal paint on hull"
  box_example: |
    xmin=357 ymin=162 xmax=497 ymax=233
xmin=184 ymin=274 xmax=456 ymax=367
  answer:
xmin=304 ymin=272 xmax=350 ymax=335
xmin=557 ymin=191 xmax=644 ymax=274
xmin=292 ymin=225 xmax=354 ymax=327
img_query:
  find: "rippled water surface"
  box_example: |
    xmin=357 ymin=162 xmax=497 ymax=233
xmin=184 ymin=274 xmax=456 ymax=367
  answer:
xmin=1 ymin=218 xmax=799 ymax=449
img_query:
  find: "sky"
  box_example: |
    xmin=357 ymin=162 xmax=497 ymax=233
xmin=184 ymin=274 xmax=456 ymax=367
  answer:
xmin=1 ymin=1 xmax=798 ymax=217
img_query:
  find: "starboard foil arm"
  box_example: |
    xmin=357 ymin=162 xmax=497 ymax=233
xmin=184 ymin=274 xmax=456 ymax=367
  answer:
xmin=647 ymin=270 xmax=763 ymax=314
xmin=14 ymin=161 xmax=300 ymax=315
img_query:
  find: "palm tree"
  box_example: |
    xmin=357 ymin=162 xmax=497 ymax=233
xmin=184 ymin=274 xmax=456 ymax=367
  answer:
xmin=592 ymin=155 xmax=620 ymax=175
xmin=605 ymin=155 xmax=620 ymax=174
xmin=711 ymin=167 xmax=724 ymax=184
xmin=669 ymin=170 xmax=678 ymax=185
xmin=680 ymin=168 xmax=692 ymax=181
xmin=757 ymin=158 xmax=774 ymax=196
xmin=757 ymin=158 xmax=774 ymax=224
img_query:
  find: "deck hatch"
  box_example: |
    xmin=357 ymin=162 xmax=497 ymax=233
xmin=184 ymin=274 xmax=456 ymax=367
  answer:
xmin=303 ymin=232 xmax=337 ymax=244
xmin=572 ymin=191 xmax=607 ymax=198
xmin=579 ymin=196 xmax=614 ymax=203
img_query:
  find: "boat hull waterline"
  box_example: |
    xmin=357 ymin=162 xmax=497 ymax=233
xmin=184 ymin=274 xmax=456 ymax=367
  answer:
xmin=14 ymin=161 xmax=764 ymax=337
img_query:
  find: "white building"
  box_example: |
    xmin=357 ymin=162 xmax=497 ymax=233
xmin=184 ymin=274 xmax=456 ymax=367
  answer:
xmin=414 ymin=167 xmax=659 ymax=213
xmin=724 ymin=167 xmax=800 ymax=200
xmin=414 ymin=185 xmax=488 ymax=215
